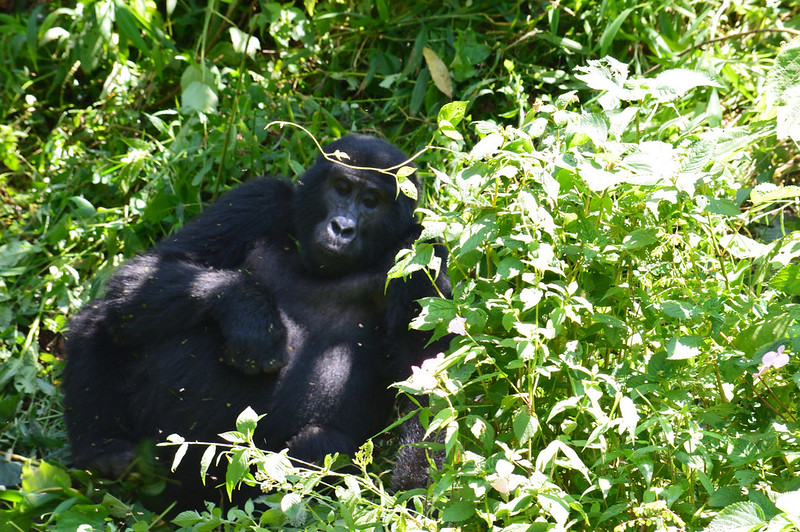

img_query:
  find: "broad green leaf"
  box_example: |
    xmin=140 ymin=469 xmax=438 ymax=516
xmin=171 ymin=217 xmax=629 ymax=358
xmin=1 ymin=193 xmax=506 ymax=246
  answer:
xmin=236 ymin=407 xmax=259 ymax=437
xmin=442 ymin=501 xmax=474 ymax=521
xmin=470 ymin=132 xmax=504 ymax=159
xmin=775 ymin=488 xmax=800 ymax=516
xmin=513 ymin=411 xmax=539 ymax=444
xmin=719 ymin=233 xmax=769 ymax=259
xmin=666 ymin=335 xmax=702 ymax=360
xmin=438 ymin=101 xmax=468 ymax=126
xmin=229 ymin=27 xmax=259 ymax=57
xmin=622 ymin=229 xmax=657 ymax=250
xmin=702 ymin=501 xmax=764 ymax=532
xmin=181 ymin=81 xmax=218 ymax=113
xmin=618 ymin=396 xmax=639 ymax=440
xmin=281 ymin=492 xmax=307 ymax=527
xmin=732 ymin=315 xmax=792 ymax=354
xmin=771 ymin=264 xmax=800 ymax=295
xmin=172 ymin=511 xmax=203 ymax=527
xmin=650 ymin=69 xmax=723 ymax=102
xmin=661 ymin=300 xmax=698 ymax=320
xmin=776 ymin=83 xmax=800 ymax=142
xmin=422 ymin=46 xmax=453 ymax=98
xmin=706 ymin=198 xmax=741 ymax=217
xmin=70 ymin=196 xmax=96 ymax=217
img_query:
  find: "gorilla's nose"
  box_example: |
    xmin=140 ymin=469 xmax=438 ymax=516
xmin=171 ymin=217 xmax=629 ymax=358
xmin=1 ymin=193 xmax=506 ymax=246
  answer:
xmin=330 ymin=216 xmax=357 ymax=242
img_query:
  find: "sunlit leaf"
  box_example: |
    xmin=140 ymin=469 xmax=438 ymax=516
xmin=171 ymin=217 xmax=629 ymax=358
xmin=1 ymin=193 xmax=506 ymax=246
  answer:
xmin=422 ymin=46 xmax=453 ymax=98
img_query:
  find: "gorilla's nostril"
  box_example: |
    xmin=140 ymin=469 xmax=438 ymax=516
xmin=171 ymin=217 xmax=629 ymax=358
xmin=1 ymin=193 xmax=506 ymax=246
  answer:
xmin=331 ymin=217 xmax=356 ymax=239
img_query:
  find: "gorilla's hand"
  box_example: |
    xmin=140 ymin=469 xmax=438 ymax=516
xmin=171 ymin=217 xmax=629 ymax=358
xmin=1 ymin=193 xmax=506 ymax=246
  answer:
xmin=211 ymin=278 xmax=287 ymax=374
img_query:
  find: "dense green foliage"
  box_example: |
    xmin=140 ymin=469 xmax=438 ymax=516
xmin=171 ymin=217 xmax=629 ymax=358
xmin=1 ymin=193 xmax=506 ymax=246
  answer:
xmin=1 ymin=0 xmax=800 ymax=530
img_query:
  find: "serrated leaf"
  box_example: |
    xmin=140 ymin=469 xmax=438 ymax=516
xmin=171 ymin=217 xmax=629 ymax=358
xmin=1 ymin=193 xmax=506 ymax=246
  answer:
xmin=422 ymin=46 xmax=453 ymax=98
xmin=702 ymin=501 xmax=764 ymax=532
xmin=438 ymin=101 xmax=467 ymax=126
xmin=771 ymin=264 xmax=800 ymax=295
xmin=751 ymin=183 xmax=800 ymax=205
xmin=766 ymin=38 xmax=800 ymax=109
xmin=650 ymin=69 xmax=723 ymax=102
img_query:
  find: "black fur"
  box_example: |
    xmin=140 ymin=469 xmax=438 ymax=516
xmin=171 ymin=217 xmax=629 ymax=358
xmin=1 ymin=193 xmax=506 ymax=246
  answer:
xmin=62 ymin=134 xmax=450 ymax=506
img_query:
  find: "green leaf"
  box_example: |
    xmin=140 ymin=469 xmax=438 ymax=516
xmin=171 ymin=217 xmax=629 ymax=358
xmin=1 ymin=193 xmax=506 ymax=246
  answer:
xmin=199 ymin=444 xmax=216 ymax=484
xmin=597 ymin=8 xmax=634 ymax=57
xmin=513 ymin=411 xmax=539 ymax=444
xmin=765 ymin=37 xmax=800 ymax=109
xmin=771 ymin=264 xmax=800 ymax=295
xmin=661 ymin=300 xmax=698 ymax=320
xmin=114 ymin=2 xmax=151 ymax=57
xmin=181 ymin=81 xmax=218 ymax=113
xmin=69 ymin=196 xmax=96 ymax=217
xmin=732 ymin=315 xmax=792 ymax=354
xmin=702 ymin=501 xmax=764 ymax=531
xmin=229 ymin=26 xmax=259 ymax=57
xmin=236 ymin=407 xmax=259 ymax=438
xmin=666 ymin=335 xmax=702 ymax=360
xmin=225 ymin=448 xmax=250 ymax=500
xmin=442 ymin=501 xmax=475 ymax=522
xmin=172 ymin=510 xmax=203 ymax=527
xmin=622 ymin=229 xmax=657 ymax=250
xmin=438 ymin=101 xmax=468 ymax=126
xmin=750 ymin=183 xmax=800 ymax=205
xmin=650 ymin=69 xmax=723 ymax=102
xmin=422 ymin=46 xmax=453 ymax=98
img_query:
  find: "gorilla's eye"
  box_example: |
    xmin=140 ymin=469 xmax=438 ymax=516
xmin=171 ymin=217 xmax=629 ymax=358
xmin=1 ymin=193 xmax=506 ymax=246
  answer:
xmin=333 ymin=179 xmax=352 ymax=196
xmin=362 ymin=193 xmax=380 ymax=209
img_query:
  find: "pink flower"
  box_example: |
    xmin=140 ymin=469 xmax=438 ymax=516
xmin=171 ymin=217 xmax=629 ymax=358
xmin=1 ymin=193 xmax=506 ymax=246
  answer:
xmin=755 ymin=345 xmax=790 ymax=377
xmin=447 ymin=316 xmax=467 ymax=335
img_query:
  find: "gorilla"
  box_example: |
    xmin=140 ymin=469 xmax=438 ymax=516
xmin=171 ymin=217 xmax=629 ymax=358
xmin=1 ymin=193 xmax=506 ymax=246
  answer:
xmin=62 ymin=134 xmax=450 ymax=506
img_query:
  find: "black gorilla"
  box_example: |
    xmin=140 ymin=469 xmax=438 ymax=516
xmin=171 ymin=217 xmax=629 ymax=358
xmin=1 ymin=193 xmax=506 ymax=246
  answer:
xmin=62 ymin=134 xmax=450 ymax=505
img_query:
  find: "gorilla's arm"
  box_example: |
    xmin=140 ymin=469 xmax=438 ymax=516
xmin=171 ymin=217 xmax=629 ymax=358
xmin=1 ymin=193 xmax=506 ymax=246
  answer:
xmin=158 ymin=177 xmax=296 ymax=268
xmin=100 ymin=178 xmax=296 ymax=374
xmin=384 ymin=239 xmax=453 ymax=490
xmin=102 ymin=256 xmax=286 ymax=373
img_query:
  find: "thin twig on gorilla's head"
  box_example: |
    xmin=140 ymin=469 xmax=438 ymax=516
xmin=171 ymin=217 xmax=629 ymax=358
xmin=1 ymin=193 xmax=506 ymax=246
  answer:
xmin=266 ymin=121 xmax=429 ymax=176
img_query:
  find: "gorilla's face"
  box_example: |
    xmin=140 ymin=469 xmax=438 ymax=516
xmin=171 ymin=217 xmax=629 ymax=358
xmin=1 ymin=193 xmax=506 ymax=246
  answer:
xmin=293 ymin=135 xmax=418 ymax=277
